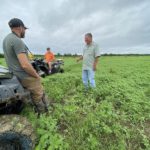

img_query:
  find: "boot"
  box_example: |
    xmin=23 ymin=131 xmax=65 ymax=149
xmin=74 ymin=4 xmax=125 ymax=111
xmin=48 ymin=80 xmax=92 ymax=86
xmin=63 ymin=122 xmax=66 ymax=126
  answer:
xmin=34 ymin=100 xmax=47 ymax=114
xmin=42 ymin=93 xmax=49 ymax=110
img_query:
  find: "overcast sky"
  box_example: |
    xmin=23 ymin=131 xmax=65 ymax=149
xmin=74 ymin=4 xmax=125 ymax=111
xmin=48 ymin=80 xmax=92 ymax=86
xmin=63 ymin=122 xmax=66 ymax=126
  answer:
xmin=0 ymin=0 xmax=150 ymax=54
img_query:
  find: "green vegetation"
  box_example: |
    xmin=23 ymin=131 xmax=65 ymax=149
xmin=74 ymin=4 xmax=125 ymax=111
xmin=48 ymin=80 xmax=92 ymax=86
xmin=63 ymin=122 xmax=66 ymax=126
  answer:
xmin=2 ymin=56 xmax=150 ymax=149
xmin=0 ymin=58 xmax=6 ymax=66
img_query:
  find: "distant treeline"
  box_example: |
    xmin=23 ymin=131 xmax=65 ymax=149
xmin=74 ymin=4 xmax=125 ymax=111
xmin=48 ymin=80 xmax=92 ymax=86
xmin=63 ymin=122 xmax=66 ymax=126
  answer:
xmin=0 ymin=53 xmax=150 ymax=58
xmin=54 ymin=53 xmax=150 ymax=57
xmin=101 ymin=53 xmax=150 ymax=56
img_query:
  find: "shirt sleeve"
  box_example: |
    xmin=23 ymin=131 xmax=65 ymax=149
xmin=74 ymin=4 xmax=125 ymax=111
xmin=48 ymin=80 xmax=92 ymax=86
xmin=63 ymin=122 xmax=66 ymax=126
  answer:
xmin=12 ymin=38 xmax=26 ymax=55
xmin=53 ymin=53 xmax=55 ymax=60
xmin=44 ymin=53 xmax=46 ymax=60
xmin=94 ymin=44 xmax=100 ymax=57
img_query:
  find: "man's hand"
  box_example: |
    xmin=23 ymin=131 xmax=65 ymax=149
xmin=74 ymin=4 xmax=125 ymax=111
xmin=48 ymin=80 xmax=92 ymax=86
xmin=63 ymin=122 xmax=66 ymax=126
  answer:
xmin=93 ymin=64 xmax=97 ymax=71
xmin=36 ymin=75 xmax=41 ymax=79
xmin=93 ymin=57 xmax=99 ymax=71
xmin=76 ymin=58 xmax=80 ymax=62
xmin=76 ymin=56 xmax=83 ymax=62
xmin=18 ymin=53 xmax=40 ymax=78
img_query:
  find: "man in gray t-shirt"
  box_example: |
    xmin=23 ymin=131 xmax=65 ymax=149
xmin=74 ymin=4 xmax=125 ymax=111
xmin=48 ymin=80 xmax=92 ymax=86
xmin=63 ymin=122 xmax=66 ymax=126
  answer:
xmin=3 ymin=18 xmax=48 ymax=113
xmin=3 ymin=31 xmax=30 ymax=79
xmin=77 ymin=33 xmax=100 ymax=88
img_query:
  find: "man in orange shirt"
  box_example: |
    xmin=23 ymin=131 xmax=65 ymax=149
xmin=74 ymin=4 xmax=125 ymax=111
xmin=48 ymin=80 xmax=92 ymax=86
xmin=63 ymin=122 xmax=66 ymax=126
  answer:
xmin=44 ymin=47 xmax=55 ymax=71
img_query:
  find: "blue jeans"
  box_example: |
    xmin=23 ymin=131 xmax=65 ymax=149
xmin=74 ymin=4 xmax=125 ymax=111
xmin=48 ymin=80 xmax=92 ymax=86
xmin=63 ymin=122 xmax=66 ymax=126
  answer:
xmin=82 ymin=69 xmax=96 ymax=88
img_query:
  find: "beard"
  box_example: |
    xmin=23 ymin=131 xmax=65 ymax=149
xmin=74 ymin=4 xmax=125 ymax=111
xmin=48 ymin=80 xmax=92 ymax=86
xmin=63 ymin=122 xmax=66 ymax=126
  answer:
xmin=20 ymin=31 xmax=25 ymax=38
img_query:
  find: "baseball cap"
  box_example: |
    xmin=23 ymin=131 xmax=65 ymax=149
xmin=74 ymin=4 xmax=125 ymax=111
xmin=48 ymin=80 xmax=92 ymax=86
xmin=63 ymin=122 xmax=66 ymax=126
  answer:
xmin=8 ymin=18 xmax=28 ymax=29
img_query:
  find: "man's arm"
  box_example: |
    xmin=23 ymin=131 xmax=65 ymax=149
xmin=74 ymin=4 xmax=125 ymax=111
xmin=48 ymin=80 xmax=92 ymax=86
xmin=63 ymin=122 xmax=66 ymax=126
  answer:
xmin=93 ymin=44 xmax=100 ymax=71
xmin=17 ymin=53 xmax=40 ymax=78
xmin=52 ymin=53 xmax=55 ymax=61
xmin=93 ymin=56 xmax=99 ymax=71
xmin=76 ymin=56 xmax=83 ymax=62
xmin=44 ymin=53 xmax=47 ymax=61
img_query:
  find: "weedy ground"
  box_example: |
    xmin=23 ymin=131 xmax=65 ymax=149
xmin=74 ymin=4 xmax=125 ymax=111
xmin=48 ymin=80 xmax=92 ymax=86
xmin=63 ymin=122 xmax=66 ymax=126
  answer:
xmin=1 ymin=56 xmax=150 ymax=150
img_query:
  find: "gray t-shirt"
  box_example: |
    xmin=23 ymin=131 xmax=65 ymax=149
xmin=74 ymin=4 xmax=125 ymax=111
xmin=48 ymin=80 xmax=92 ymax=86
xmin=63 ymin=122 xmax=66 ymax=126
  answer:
xmin=3 ymin=32 xmax=30 ymax=79
xmin=82 ymin=42 xmax=100 ymax=70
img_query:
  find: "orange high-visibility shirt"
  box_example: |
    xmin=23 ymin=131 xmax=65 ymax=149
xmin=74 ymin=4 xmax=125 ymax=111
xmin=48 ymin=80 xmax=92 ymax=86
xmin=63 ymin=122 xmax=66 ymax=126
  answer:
xmin=44 ymin=51 xmax=55 ymax=62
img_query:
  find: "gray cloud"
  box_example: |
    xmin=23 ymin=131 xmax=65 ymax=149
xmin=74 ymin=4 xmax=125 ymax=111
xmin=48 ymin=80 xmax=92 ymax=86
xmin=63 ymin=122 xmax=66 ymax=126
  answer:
xmin=0 ymin=0 xmax=150 ymax=54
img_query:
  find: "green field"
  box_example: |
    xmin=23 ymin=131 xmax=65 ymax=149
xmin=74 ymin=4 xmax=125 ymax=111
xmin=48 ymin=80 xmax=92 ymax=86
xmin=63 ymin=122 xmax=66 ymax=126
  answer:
xmin=1 ymin=56 xmax=150 ymax=149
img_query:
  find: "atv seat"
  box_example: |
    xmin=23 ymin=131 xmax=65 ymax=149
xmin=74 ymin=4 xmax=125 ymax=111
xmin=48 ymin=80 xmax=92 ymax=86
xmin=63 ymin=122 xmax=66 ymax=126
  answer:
xmin=0 ymin=66 xmax=13 ymax=79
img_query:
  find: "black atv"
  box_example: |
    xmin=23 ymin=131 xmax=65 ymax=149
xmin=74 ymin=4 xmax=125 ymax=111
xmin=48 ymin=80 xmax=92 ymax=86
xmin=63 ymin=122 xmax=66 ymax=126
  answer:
xmin=31 ymin=58 xmax=64 ymax=77
xmin=0 ymin=66 xmax=36 ymax=150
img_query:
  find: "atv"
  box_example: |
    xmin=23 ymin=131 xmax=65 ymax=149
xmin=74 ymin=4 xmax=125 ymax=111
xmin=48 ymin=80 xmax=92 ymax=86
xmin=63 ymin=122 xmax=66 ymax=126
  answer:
xmin=0 ymin=66 xmax=36 ymax=150
xmin=31 ymin=58 xmax=64 ymax=77
xmin=51 ymin=59 xmax=64 ymax=74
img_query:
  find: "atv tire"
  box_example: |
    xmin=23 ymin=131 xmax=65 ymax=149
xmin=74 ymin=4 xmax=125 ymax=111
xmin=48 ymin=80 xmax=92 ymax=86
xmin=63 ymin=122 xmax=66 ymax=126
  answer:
xmin=0 ymin=115 xmax=36 ymax=150
xmin=60 ymin=68 xmax=64 ymax=73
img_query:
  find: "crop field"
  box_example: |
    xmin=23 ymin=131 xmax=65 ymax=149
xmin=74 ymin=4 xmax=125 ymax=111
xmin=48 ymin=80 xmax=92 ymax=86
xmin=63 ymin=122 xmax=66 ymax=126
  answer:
xmin=1 ymin=56 xmax=150 ymax=150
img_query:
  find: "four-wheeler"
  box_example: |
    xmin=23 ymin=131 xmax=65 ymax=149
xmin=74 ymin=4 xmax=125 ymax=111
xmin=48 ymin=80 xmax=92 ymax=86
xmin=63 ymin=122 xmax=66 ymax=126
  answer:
xmin=31 ymin=58 xmax=64 ymax=77
xmin=0 ymin=58 xmax=65 ymax=149
xmin=0 ymin=66 xmax=36 ymax=150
